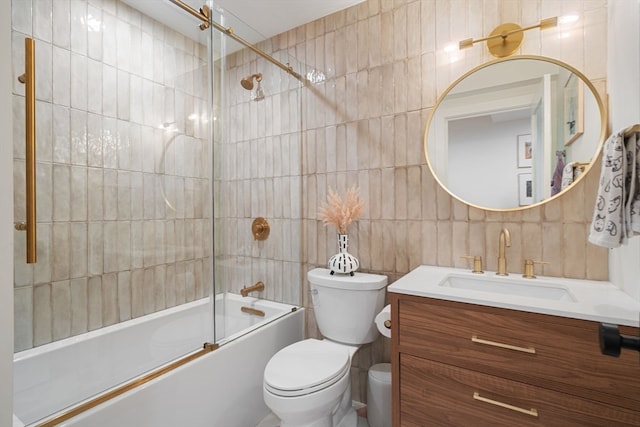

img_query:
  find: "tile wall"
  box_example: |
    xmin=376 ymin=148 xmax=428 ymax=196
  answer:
xmin=226 ymin=0 xmax=610 ymax=402
xmin=215 ymin=48 xmax=304 ymax=305
xmin=12 ymin=0 xmax=211 ymax=351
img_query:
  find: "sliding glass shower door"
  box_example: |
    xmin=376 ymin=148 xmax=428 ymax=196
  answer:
xmin=12 ymin=0 xmax=216 ymax=424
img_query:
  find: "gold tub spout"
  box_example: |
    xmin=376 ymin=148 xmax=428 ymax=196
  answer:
xmin=241 ymin=281 xmax=265 ymax=297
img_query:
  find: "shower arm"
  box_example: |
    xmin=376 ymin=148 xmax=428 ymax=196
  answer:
xmin=169 ymin=0 xmax=305 ymax=83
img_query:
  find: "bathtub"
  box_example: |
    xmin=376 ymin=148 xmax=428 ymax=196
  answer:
xmin=13 ymin=293 xmax=303 ymax=427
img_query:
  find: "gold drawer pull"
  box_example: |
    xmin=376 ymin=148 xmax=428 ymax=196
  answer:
xmin=471 ymin=335 xmax=536 ymax=354
xmin=473 ymin=392 xmax=538 ymax=417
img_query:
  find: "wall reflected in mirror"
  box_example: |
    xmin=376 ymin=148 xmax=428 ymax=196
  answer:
xmin=425 ymin=56 xmax=606 ymax=211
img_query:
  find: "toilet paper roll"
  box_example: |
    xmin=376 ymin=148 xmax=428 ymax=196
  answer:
xmin=375 ymin=305 xmax=392 ymax=338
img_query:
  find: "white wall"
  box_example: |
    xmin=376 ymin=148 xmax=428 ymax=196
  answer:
xmin=608 ymin=0 xmax=640 ymax=301
xmin=448 ymin=115 xmax=530 ymax=208
xmin=1 ymin=1 xmax=14 ymax=425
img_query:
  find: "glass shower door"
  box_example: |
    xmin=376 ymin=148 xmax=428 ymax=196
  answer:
xmin=12 ymin=1 xmax=215 ymax=424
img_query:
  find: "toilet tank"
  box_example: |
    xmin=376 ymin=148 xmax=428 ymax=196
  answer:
xmin=308 ymin=268 xmax=387 ymax=345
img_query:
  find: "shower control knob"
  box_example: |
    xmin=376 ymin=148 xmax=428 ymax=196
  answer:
xmin=599 ymin=322 xmax=640 ymax=357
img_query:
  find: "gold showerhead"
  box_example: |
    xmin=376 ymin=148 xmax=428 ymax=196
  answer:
xmin=241 ymin=73 xmax=262 ymax=90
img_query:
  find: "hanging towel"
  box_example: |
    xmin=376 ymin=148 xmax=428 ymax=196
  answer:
xmin=628 ymin=131 xmax=640 ymax=233
xmin=589 ymin=127 xmax=640 ymax=247
xmin=561 ymin=162 xmax=575 ymax=190
xmin=550 ymin=151 xmax=565 ymax=196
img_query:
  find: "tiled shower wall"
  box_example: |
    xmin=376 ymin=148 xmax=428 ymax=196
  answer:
xmin=13 ymin=0 xmax=211 ymax=351
xmin=216 ymin=49 xmax=304 ymax=305
xmin=227 ymin=0 xmax=610 ymax=402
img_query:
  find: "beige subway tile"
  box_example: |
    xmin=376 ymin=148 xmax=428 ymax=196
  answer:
xmin=522 ymin=222 xmax=543 ymax=263
xmin=381 ymin=168 xmax=395 ymax=219
xmin=33 ymin=284 xmax=52 ymax=346
xmin=70 ymin=278 xmax=88 ymax=336
xmin=155 ymin=265 xmax=167 ymax=310
xmin=14 ymin=287 xmax=33 ymax=351
xmin=394 ymin=221 xmax=409 ymax=273
xmin=435 ymin=185 xmax=451 ymax=220
xmin=52 ymin=280 xmax=71 ymax=341
xmin=451 ymin=221 xmax=469 ymax=268
xmin=541 ymin=222 xmax=563 ymax=277
xmin=421 ymin=165 xmax=437 ymax=220
xmin=131 ymin=269 xmax=144 ymax=318
xmin=561 ymin=183 xmax=586 ymax=223
xmin=394 ymin=168 xmax=408 ymax=219
xmin=468 ymin=222 xmax=486 ymax=266
xmin=452 ymin=198 xmax=468 ymax=221
xmin=407 ymin=166 xmax=421 ymax=220
xmin=102 ymin=273 xmax=118 ymax=326
xmin=543 ymin=197 xmax=563 ymax=222
xmin=370 ymin=220 xmax=385 ymax=269
xmin=143 ymin=267 xmax=155 ymax=314
xmin=52 ymin=223 xmax=70 ymax=281
xmin=53 ymin=164 xmax=71 ymax=221
xmin=407 ymin=221 xmax=422 ymax=270
xmin=421 ymin=221 xmax=438 ymax=266
xmin=586 ymin=241 xmax=609 ymax=281
xmin=88 ymin=276 xmax=102 ymax=331
xmin=117 ymin=271 xmax=132 ymax=322
xmin=436 ymin=221 xmax=452 ymax=266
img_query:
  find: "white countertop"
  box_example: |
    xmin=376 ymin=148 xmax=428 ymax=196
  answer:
xmin=388 ymin=265 xmax=640 ymax=327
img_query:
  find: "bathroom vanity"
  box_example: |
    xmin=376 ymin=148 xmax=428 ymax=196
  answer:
xmin=388 ymin=266 xmax=640 ymax=426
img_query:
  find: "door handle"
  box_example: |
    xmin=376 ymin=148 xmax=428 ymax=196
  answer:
xmin=15 ymin=37 xmax=37 ymax=263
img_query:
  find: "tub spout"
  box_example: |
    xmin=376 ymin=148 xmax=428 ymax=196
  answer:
xmin=241 ymin=281 xmax=265 ymax=297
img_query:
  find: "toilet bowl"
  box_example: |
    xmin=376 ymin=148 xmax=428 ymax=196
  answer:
xmin=264 ymin=339 xmax=358 ymax=427
xmin=263 ymin=268 xmax=387 ymax=427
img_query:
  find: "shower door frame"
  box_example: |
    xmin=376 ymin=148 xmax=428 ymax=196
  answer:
xmin=10 ymin=0 xmax=218 ymax=424
xmin=1 ymin=1 xmax=15 ymax=424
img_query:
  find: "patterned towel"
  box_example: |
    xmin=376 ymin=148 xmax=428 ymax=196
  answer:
xmin=628 ymin=132 xmax=640 ymax=234
xmin=561 ymin=162 xmax=575 ymax=190
xmin=589 ymin=128 xmax=640 ymax=247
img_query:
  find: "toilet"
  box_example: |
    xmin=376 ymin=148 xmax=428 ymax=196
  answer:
xmin=263 ymin=268 xmax=387 ymax=427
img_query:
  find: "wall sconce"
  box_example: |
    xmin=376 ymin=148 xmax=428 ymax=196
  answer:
xmin=459 ymin=17 xmax=558 ymax=58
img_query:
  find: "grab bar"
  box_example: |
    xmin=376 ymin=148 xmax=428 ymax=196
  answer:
xmin=35 ymin=342 xmax=218 ymax=427
xmin=15 ymin=37 xmax=37 ymax=263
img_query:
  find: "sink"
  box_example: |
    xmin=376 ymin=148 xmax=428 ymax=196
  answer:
xmin=439 ymin=274 xmax=576 ymax=302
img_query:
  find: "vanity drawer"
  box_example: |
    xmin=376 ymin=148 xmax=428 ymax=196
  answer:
xmin=399 ymin=354 xmax=640 ymax=426
xmin=395 ymin=295 xmax=640 ymax=411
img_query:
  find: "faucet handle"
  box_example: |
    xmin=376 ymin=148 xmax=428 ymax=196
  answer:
xmin=461 ymin=255 xmax=484 ymax=274
xmin=522 ymin=259 xmax=551 ymax=279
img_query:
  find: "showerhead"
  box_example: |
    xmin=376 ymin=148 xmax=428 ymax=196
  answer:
xmin=241 ymin=73 xmax=262 ymax=90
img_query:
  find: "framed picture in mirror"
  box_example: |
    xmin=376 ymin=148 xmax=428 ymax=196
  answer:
xmin=518 ymin=172 xmax=533 ymax=206
xmin=564 ymin=74 xmax=584 ymax=146
xmin=517 ymin=133 xmax=532 ymax=168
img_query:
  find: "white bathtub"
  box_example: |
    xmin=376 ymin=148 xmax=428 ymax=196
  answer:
xmin=14 ymin=293 xmax=303 ymax=427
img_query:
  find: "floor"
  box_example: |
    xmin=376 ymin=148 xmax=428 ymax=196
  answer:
xmin=255 ymin=412 xmax=370 ymax=427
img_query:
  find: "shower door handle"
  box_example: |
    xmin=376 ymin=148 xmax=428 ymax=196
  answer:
xmin=15 ymin=37 xmax=37 ymax=263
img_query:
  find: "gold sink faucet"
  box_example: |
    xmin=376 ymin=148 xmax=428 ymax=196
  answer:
xmin=241 ymin=281 xmax=265 ymax=297
xmin=497 ymin=228 xmax=511 ymax=276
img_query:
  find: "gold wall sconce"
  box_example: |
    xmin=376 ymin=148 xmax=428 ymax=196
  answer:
xmin=459 ymin=17 xmax=558 ymax=58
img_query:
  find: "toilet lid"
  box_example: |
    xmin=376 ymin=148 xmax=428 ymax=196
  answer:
xmin=264 ymin=339 xmax=350 ymax=397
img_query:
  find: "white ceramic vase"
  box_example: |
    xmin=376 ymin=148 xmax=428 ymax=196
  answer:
xmin=328 ymin=234 xmax=359 ymax=276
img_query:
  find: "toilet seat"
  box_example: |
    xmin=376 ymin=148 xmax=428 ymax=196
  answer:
xmin=264 ymin=339 xmax=351 ymax=398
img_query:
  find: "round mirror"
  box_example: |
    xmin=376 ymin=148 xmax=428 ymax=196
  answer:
xmin=424 ymin=55 xmax=607 ymax=211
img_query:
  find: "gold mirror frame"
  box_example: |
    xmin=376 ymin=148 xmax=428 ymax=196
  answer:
xmin=424 ymin=55 xmax=608 ymax=212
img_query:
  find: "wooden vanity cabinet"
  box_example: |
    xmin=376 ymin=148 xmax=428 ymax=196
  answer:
xmin=390 ymin=293 xmax=640 ymax=426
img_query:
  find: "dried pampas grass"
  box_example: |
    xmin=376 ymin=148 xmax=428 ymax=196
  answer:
xmin=318 ymin=185 xmax=365 ymax=234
